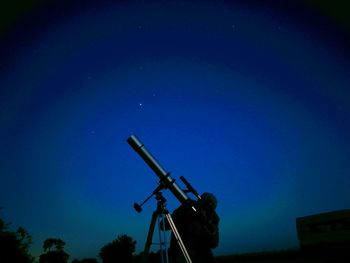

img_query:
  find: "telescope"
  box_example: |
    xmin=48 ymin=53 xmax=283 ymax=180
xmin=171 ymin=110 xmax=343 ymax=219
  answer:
xmin=127 ymin=135 xmax=201 ymax=263
xmin=127 ymin=135 xmax=200 ymax=211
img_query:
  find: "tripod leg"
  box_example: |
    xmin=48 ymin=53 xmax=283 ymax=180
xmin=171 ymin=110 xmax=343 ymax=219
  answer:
xmin=157 ymin=213 xmax=169 ymax=263
xmin=143 ymin=211 xmax=158 ymax=261
xmin=165 ymin=213 xmax=192 ymax=263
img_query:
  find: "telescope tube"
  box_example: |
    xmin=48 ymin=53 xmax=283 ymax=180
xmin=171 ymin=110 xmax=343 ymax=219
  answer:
xmin=127 ymin=135 xmax=189 ymax=204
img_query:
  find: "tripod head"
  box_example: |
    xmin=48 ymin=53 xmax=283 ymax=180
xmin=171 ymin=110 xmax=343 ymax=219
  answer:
xmin=133 ymin=183 xmax=164 ymax=213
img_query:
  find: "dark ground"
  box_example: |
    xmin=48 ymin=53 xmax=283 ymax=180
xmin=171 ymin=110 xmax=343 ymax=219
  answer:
xmin=215 ymin=248 xmax=350 ymax=263
xmin=138 ymin=247 xmax=350 ymax=262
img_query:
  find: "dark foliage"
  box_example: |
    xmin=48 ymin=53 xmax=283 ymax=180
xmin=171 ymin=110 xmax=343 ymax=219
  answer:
xmin=39 ymin=238 xmax=69 ymax=263
xmin=71 ymin=258 xmax=98 ymax=263
xmin=99 ymin=234 xmax=136 ymax=263
xmin=39 ymin=250 xmax=69 ymax=263
xmin=0 ymin=217 xmax=34 ymax=263
xmin=133 ymin=251 xmax=162 ymax=263
xmin=43 ymin=238 xmax=66 ymax=252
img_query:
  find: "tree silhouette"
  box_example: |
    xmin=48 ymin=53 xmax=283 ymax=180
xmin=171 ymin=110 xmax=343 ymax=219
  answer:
xmin=43 ymin=238 xmax=66 ymax=252
xmin=71 ymin=258 xmax=98 ymax=263
xmin=99 ymin=234 xmax=136 ymax=263
xmin=39 ymin=238 xmax=69 ymax=263
xmin=133 ymin=251 xmax=162 ymax=263
xmin=0 ymin=216 xmax=34 ymax=263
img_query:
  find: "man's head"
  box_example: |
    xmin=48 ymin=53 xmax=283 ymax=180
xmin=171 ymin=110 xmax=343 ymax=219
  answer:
xmin=198 ymin=192 xmax=217 ymax=211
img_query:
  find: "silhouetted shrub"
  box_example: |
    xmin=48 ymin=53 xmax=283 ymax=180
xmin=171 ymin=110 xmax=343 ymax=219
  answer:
xmin=39 ymin=238 xmax=69 ymax=263
xmin=99 ymin=234 xmax=136 ymax=263
xmin=0 ymin=217 xmax=34 ymax=263
xmin=71 ymin=258 xmax=98 ymax=263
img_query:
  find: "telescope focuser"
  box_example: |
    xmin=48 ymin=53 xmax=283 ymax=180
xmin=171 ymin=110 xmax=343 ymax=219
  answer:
xmin=180 ymin=176 xmax=201 ymax=200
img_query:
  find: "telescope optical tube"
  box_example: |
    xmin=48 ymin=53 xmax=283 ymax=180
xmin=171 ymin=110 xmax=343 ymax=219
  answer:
xmin=127 ymin=135 xmax=189 ymax=205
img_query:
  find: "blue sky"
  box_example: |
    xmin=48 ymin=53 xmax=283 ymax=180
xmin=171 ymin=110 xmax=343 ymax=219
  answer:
xmin=1 ymin=0 xmax=350 ymax=260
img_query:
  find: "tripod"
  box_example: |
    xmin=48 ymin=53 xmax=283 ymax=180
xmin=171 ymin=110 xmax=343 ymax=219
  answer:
xmin=137 ymin=190 xmax=192 ymax=263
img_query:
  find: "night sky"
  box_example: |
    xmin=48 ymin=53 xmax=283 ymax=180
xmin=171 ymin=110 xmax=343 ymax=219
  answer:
xmin=1 ymin=0 xmax=350 ymax=261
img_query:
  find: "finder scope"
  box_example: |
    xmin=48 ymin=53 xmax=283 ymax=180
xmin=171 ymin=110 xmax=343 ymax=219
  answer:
xmin=127 ymin=135 xmax=190 ymax=205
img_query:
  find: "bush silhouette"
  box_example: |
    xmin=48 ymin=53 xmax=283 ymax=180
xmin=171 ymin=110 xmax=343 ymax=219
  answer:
xmin=72 ymin=258 xmax=98 ymax=263
xmin=39 ymin=238 xmax=69 ymax=263
xmin=0 ymin=216 xmax=34 ymax=263
xmin=99 ymin=234 xmax=136 ymax=263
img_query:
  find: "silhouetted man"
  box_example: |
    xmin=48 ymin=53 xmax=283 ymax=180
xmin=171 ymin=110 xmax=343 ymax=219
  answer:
xmin=167 ymin=192 xmax=219 ymax=263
